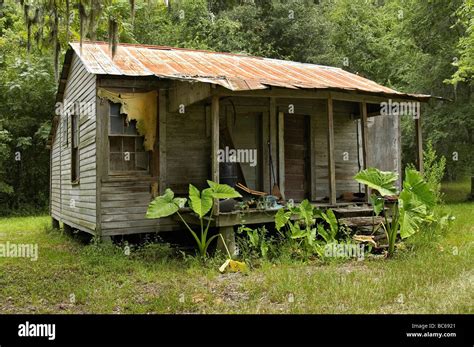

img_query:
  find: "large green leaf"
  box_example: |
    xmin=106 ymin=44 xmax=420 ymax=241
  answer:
xmin=369 ymin=194 xmax=384 ymax=216
xmin=398 ymin=190 xmax=428 ymax=239
xmin=397 ymin=169 xmax=437 ymax=239
xmin=403 ymin=169 xmax=436 ymax=209
xmin=206 ymin=180 xmax=242 ymax=199
xmin=275 ymin=208 xmax=291 ymax=231
xmin=298 ymin=199 xmax=314 ymax=226
xmin=188 ymin=184 xmax=213 ymax=218
xmin=321 ymin=209 xmax=338 ymax=238
xmin=248 ymin=229 xmax=260 ymax=248
xmin=317 ymin=224 xmax=332 ymax=243
xmin=289 ymin=223 xmax=306 ymax=239
xmin=354 ymin=167 xmax=398 ymax=197
xmin=146 ymin=188 xmax=186 ymax=219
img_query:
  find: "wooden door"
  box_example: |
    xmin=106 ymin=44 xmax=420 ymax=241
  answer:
xmin=284 ymin=114 xmax=309 ymax=201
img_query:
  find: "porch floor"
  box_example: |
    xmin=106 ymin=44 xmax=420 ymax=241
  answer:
xmin=178 ymin=202 xmax=374 ymax=227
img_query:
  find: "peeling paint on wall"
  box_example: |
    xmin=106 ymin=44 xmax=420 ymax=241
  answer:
xmin=98 ymin=88 xmax=157 ymax=150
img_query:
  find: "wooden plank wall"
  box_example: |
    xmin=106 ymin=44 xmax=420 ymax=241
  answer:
xmin=313 ymin=100 xmax=361 ymax=199
xmin=100 ymin=177 xmax=176 ymax=235
xmin=51 ymin=71 xmax=402 ymax=236
xmin=366 ymin=113 xmax=402 ymax=188
xmin=99 ymin=96 xmax=264 ymax=236
xmin=98 ymin=88 xmax=175 ymax=236
xmin=50 ymin=54 xmax=97 ymax=233
xmin=166 ymin=101 xmax=211 ymax=195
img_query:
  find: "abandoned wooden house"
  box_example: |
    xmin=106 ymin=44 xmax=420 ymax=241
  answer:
xmin=48 ymin=41 xmax=430 ymax=241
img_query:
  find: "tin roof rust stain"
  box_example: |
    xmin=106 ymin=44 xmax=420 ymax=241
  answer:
xmin=70 ymin=41 xmax=431 ymax=99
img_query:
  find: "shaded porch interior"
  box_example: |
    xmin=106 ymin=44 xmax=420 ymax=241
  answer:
xmin=158 ymin=89 xmax=422 ymax=228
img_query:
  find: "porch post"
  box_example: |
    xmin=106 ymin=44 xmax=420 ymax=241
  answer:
xmin=158 ymin=90 xmax=167 ymax=194
xmin=269 ymin=97 xmax=278 ymax=193
xmin=360 ymin=101 xmax=369 ymax=202
xmin=211 ymin=95 xmax=220 ymax=214
xmin=278 ymin=111 xmax=285 ymax=200
xmin=327 ymin=95 xmax=337 ymax=204
xmin=415 ymin=107 xmax=424 ymax=174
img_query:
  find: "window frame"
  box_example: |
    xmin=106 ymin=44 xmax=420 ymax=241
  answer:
xmin=70 ymin=114 xmax=80 ymax=183
xmin=62 ymin=116 xmax=68 ymax=147
xmin=107 ymin=102 xmax=150 ymax=176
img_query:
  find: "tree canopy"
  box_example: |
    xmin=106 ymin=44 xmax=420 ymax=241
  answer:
xmin=0 ymin=0 xmax=472 ymax=214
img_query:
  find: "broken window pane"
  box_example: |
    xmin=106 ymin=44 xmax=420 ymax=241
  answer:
xmin=110 ymin=103 xmax=121 ymax=116
xmin=110 ymin=114 xmax=124 ymax=134
xmin=108 ymin=101 xmax=149 ymax=174
xmin=125 ymin=119 xmax=139 ymax=135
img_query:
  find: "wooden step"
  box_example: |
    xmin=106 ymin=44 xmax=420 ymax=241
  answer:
xmin=338 ymin=216 xmax=385 ymax=228
xmin=332 ymin=206 xmax=374 ymax=218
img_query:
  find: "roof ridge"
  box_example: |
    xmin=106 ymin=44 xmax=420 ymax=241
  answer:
xmin=69 ymin=40 xmax=267 ymax=60
xmin=69 ymin=41 xmax=366 ymax=76
xmin=67 ymin=41 xmax=432 ymax=100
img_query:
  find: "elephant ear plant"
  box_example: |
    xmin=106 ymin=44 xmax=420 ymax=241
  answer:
xmin=274 ymin=199 xmax=340 ymax=259
xmin=354 ymin=167 xmax=436 ymax=256
xmin=146 ymin=180 xmax=242 ymax=258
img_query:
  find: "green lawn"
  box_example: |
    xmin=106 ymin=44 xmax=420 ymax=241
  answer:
xmin=441 ymin=176 xmax=472 ymax=204
xmin=0 ymin=182 xmax=473 ymax=314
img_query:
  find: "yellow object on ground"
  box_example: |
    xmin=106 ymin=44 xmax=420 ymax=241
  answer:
xmin=219 ymin=259 xmax=248 ymax=273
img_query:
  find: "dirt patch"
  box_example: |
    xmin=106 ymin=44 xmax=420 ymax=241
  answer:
xmin=209 ymin=273 xmax=250 ymax=307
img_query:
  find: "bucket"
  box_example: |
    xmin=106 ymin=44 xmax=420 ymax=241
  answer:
xmin=219 ymin=162 xmax=238 ymax=187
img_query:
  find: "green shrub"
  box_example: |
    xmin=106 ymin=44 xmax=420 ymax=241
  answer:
xmin=423 ymin=140 xmax=447 ymax=203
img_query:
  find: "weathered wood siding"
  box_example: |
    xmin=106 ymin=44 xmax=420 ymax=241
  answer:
xmin=100 ymin=177 xmax=177 ymax=235
xmin=51 ymin=67 xmax=403 ymax=236
xmin=313 ymin=100 xmax=361 ymax=199
xmin=166 ymin=101 xmax=211 ymax=194
xmin=366 ymin=113 xmax=402 ymax=187
xmin=98 ymin=91 xmax=210 ymax=236
xmin=50 ymin=54 xmax=97 ymax=233
xmin=97 ymin=87 xmax=165 ymax=236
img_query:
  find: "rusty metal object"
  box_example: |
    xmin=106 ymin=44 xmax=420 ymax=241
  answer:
xmin=69 ymin=41 xmax=432 ymax=100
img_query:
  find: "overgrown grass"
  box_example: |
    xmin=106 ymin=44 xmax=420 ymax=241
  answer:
xmin=441 ymin=176 xmax=471 ymax=203
xmin=0 ymin=182 xmax=472 ymax=314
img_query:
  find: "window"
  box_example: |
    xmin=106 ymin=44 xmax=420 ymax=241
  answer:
xmin=71 ymin=114 xmax=79 ymax=182
xmin=108 ymin=102 xmax=148 ymax=173
xmin=62 ymin=116 xmax=68 ymax=147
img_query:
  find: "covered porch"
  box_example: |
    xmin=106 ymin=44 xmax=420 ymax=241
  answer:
xmin=167 ymin=84 xmax=425 ymax=236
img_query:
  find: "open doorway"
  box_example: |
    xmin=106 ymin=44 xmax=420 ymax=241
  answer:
xmin=220 ymin=111 xmax=263 ymax=192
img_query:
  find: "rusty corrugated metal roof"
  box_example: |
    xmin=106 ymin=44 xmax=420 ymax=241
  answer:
xmin=69 ymin=41 xmax=431 ymax=100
